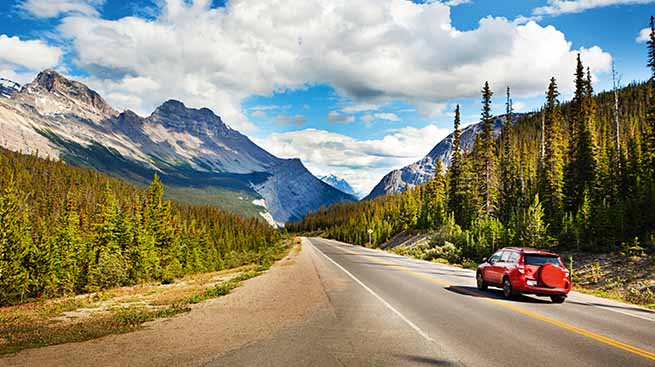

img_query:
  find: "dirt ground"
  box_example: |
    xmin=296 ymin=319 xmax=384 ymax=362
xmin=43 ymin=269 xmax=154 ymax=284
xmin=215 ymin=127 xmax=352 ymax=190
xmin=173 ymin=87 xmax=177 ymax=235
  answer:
xmin=0 ymin=241 xmax=330 ymax=367
xmin=564 ymin=251 xmax=655 ymax=307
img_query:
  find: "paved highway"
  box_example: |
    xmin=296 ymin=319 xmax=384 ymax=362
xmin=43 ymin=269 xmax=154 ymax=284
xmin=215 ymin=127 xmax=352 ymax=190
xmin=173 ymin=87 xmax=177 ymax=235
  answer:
xmin=209 ymin=237 xmax=655 ymax=366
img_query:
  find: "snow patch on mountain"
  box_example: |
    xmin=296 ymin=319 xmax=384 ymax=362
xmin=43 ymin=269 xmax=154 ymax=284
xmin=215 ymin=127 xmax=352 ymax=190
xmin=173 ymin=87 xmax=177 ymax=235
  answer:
xmin=319 ymin=174 xmax=359 ymax=198
xmin=0 ymin=78 xmax=20 ymax=98
xmin=252 ymin=198 xmax=267 ymax=208
xmin=258 ymin=211 xmax=282 ymax=228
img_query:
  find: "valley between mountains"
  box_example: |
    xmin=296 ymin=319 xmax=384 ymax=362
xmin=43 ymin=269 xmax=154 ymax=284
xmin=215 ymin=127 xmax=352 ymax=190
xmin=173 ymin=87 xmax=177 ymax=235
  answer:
xmin=0 ymin=70 xmax=355 ymax=225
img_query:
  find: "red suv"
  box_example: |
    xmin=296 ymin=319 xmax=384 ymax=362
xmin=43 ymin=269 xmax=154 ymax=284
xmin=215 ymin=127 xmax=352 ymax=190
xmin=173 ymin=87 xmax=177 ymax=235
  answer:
xmin=476 ymin=247 xmax=571 ymax=303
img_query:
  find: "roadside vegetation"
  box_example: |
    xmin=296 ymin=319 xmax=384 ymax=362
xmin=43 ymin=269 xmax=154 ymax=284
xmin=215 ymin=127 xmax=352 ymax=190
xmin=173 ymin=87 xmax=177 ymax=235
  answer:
xmin=289 ymin=17 xmax=655 ymax=308
xmin=0 ymin=238 xmax=296 ymax=355
xmin=566 ymin=243 xmax=655 ymax=310
xmin=0 ymin=147 xmax=282 ymax=306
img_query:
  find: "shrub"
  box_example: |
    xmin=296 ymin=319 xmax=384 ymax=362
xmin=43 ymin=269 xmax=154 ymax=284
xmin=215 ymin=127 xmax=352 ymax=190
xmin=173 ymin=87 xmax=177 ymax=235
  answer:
xmin=624 ymin=286 xmax=655 ymax=305
xmin=87 ymin=250 xmax=128 ymax=291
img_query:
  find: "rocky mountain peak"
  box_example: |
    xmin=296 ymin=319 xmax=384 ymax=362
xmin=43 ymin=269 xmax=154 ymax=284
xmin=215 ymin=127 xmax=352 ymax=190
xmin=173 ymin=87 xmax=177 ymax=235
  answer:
xmin=319 ymin=174 xmax=359 ymax=198
xmin=33 ymin=69 xmax=64 ymax=91
xmin=16 ymin=69 xmax=116 ymax=122
xmin=150 ymin=99 xmax=229 ymax=134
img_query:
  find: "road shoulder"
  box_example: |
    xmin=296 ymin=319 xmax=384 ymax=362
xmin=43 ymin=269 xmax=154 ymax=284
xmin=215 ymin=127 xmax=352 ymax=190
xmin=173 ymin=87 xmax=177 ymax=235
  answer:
xmin=0 ymin=240 xmax=330 ymax=367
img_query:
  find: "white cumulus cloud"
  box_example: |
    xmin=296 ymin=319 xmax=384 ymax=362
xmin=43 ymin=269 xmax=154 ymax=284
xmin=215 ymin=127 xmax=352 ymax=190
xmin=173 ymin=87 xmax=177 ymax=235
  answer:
xmin=534 ymin=0 xmax=655 ymax=16
xmin=54 ymin=0 xmax=612 ymax=132
xmin=253 ymin=124 xmax=449 ymax=194
xmin=637 ymin=27 xmax=651 ymax=43
xmin=0 ymin=35 xmax=62 ymax=83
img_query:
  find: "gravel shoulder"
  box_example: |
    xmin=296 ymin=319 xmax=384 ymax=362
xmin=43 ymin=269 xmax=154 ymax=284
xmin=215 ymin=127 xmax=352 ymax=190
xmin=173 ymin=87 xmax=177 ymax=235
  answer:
xmin=0 ymin=241 xmax=330 ymax=367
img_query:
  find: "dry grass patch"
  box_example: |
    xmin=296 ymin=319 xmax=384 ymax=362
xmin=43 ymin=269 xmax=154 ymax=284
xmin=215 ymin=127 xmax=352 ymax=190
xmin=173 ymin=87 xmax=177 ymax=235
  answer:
xmin=566 ymin=251 xmax=655 ymax=310
xmin=0 ymin=239 xmax=293 ymax=355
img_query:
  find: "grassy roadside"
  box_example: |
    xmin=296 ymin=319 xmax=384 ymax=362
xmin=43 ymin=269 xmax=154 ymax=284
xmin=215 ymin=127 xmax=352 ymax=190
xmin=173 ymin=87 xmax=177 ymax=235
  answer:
xmin=564 ymin=251 xmax=655 ymax=310
xmin=0 ymin=238 xmax=299 ymax=356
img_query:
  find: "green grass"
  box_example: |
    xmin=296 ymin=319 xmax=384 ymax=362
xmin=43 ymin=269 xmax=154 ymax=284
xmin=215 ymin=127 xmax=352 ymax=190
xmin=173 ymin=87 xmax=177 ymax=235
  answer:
xmin=165 ymin=185 xmax=263 ymax=218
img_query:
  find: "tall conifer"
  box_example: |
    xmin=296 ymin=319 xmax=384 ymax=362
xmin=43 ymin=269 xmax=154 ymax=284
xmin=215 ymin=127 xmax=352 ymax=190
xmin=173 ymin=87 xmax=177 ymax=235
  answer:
xmin=565 ymin=55 xmax=598 ymax=213
xmin=0 ymin=178 xmax=32 ymax=304
xmin=645 ymin=15 xmax=655 ymax=173
xmin=480 ymin=82 xmax=496 ymax=217
xmin=543 ymin=78 xmax=565 ymax=225
xmin=448 ymin=105 xmax=466 ymax=225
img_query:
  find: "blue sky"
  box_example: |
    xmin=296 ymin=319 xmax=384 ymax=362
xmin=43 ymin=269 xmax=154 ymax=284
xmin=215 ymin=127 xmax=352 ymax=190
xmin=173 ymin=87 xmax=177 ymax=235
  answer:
xmin=0 ymin=0 xmax=653 ymax=195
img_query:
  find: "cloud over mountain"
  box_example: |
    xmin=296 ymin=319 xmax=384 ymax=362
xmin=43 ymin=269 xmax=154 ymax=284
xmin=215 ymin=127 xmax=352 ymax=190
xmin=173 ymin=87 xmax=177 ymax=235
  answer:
xmin=51 ymin=0 xmax=611 ymax=132
xmin=253 ymin=124 xmax=450 ymax=193
xmin=0 ymin=35 xmax=62 ymax=83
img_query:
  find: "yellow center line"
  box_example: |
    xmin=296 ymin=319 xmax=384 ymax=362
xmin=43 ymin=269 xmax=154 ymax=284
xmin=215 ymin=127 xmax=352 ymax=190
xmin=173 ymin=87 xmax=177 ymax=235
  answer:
xmin=331 ymin=242 xmax=655 ymax=362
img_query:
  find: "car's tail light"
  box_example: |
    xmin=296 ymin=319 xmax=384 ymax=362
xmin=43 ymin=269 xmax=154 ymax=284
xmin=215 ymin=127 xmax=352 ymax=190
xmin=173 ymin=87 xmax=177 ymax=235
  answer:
xmin=517 ymin=257 xmax=525 ymax=274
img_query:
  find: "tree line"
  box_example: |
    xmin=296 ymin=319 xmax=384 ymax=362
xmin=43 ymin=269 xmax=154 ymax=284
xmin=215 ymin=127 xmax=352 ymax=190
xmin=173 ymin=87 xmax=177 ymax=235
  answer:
xmin=0 ymin=148 xmax=281 ymax=306
xmin=288 ymin=16 xmax=655 ymax=262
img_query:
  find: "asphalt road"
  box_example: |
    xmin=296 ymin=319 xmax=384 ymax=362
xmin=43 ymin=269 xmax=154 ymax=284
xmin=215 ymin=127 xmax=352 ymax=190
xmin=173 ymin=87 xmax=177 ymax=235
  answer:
xmin=209 ymin=237 xmax=655 ymax=366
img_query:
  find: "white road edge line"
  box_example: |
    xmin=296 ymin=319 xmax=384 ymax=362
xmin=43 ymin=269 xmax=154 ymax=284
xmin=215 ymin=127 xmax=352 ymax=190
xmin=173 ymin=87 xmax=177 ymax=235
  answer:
xmin=317 ymin=239 xmax=655 ymax=323
xmin=580 ymin=301 xmax=655 ymax=322
xmin=309 ymin=239 xmax=435 ymax=342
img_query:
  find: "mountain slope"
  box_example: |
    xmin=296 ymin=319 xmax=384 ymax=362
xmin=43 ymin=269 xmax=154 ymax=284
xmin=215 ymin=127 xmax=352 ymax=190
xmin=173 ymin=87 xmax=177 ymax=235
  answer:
xmin=0 ymin=78 xmax=20 ymax=99
xmin=0 ymin=69 xmax=355 ymax=223
xmin=320 ymin=174 xmax=359 ymax=198
xmin=365 ymin=114 xmax=521 ymax=199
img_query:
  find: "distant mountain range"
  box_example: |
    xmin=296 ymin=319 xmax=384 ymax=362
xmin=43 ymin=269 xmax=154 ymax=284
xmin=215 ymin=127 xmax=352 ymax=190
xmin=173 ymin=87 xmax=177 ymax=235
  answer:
xmin=365 ymin=114 xmax=523 ymax=200
xmin=319 ymin=174 xmax=360 ymax=198
xmin=0 ymin=70 xmax=356 ymax=224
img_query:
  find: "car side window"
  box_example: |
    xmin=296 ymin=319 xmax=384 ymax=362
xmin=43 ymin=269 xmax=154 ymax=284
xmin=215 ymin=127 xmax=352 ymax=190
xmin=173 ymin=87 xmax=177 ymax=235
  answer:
xmin=488 ymin=252 xmax=501 ymax=264
xmin=499 ymin=251 xmax=511 ymax=263
xmin=508 ymin=252 xmax=519 ymax=263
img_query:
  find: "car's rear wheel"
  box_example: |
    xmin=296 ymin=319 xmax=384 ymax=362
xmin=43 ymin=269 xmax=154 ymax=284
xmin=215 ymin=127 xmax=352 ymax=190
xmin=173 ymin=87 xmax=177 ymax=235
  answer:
xmin=550 ymin=295 xmax=566 ymax=304
xmin=476 ymin=272 xmax=487 ymax=290
xmin=502 ymin=277 xmax=515 ymax=299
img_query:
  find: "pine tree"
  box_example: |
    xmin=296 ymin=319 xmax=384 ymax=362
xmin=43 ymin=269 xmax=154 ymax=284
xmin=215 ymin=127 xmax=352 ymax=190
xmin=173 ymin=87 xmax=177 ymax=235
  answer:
xmin=542 ymin=78 xmax=565 ymax=226
xmin=143 ymin=174 xmax=181 ymax=282
xmin=448 ymin=105 xmax=466 ymax=225
xmin=521 ymin=194 xmax=549 ymax=248
xmin=645 ymin=15 xmax=655 ymax=172
xmin=52 ymin=193 xmax=85 ymax=295
xmin=421 ymin=160 xmax=446 ymax=229
xmin=87 ymin=185 xmax=128 ymax=291
xmin=479 ymin=81 xmax=497 ymax=217
xmin=565 ymin=54 xmax=598 ymax=213
xmin=644 ymin=16 xmax=655 ymax=172
xmin=642 ymin=15 xmax=655 ymax=236
xmin=399 ymin=184 xmax=418 ymax=230
xmin=499 ymin=87 xmax=521 ymax=224
xmin=0 ymin=178 xmax=32 ymax=304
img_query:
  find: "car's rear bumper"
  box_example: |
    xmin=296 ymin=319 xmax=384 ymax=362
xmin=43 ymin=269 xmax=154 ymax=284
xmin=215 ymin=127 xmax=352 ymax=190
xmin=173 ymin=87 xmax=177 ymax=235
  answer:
xmin=514 ymin=284 xmax=570 ymax=296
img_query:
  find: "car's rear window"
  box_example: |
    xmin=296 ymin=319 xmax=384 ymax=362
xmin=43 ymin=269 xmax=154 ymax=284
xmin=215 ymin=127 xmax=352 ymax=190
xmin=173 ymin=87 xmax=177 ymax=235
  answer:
xmin=523 ymin=254 xmax=561 ymax=266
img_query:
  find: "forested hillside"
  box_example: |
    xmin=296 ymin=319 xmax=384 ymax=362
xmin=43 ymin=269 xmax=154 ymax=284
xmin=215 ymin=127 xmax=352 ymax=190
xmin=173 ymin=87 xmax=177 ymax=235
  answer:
xmin=0 ymin=147 xmax=281 ymax=306
xmin=288 ymin=18 xmax=655 ymax=263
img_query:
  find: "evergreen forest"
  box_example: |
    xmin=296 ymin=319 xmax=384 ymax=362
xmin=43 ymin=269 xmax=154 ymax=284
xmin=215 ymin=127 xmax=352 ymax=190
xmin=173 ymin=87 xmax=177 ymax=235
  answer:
xmin=288 ymin=17 xmax=655 ymax=265
xmin=0 ymin=147 xmax=281 ymax=305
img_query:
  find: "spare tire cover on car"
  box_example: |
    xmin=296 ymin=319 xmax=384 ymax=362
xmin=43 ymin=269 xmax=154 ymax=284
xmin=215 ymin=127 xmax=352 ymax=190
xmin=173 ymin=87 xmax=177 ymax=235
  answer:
xmin=539 ymin=263 xmax=566 ymax=288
